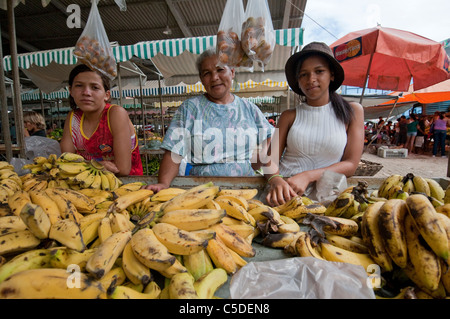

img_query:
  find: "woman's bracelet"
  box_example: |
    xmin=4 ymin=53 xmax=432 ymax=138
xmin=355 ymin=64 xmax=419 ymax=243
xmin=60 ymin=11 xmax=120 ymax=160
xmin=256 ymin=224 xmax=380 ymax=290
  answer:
xmin=267 ymin=174 xmax=283 ymax=182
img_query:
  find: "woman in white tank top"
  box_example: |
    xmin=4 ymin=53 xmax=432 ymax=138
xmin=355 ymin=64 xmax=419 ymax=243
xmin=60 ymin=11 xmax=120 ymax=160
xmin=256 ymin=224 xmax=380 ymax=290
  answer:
xmin=263 ymin=42 xmax=365 ymax=206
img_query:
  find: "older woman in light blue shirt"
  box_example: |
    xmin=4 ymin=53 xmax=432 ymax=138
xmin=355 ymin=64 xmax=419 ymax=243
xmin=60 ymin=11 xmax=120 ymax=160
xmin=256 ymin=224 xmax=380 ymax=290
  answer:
xmin=145 ymin=48 xmax=273 ymax=193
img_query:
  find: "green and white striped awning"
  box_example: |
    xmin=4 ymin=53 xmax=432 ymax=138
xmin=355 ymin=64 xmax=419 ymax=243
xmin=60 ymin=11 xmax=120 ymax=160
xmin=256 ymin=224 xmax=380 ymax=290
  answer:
xmin=3 ymin=28 xmax=303 ymax=72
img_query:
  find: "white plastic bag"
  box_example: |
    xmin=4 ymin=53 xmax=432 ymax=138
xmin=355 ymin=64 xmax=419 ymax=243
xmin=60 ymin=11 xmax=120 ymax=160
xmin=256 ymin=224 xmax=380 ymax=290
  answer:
xmin=241 ymin=0 xmax=275 ymax=70
xmin=229 ymin=257 xmax=376 ymax=299
xmin=217 ymin=0 xmax=253 ymax=69
xmin=73 ymin=0 xmax=117 ymax=80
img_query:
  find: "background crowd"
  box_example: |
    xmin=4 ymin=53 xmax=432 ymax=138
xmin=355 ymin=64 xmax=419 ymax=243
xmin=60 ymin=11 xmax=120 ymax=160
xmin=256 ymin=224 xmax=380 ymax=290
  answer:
xmin=364 ymin=111 xmax=450 ymax=157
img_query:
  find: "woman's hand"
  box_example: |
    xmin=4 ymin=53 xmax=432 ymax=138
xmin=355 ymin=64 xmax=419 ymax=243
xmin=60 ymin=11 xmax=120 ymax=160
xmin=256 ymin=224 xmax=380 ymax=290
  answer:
xmin=285 ymin=172 xmax=313 ymax=197
xmin=143 ymin=183 xmax=169 ymax=193
xmin=99 ymin=160 xmax=120 ymax=174
xmin=265 ymin=176 xmax=297 ymax=207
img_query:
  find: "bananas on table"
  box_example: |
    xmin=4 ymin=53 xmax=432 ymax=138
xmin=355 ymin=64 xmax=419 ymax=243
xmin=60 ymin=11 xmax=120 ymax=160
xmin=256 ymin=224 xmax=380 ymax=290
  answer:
xmin=0 ymin=157 xmax=273 ymax=299
xmin=1 ymin=155 xmax=450 ymax=300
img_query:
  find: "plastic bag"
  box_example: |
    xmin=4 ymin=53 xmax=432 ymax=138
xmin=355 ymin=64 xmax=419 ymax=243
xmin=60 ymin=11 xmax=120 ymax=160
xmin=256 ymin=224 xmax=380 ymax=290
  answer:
xmin=241 ymin=0 xmax=275 ymax=70
xmin=11 ymin=136 xmax=62 ymax=176
xmin=229 ymin=257 xmax=376 ymax=299
xmin=73 ymin=0 xmax=117 ymax=80
xmin=216 ymin=0 xmax=253 ymax=69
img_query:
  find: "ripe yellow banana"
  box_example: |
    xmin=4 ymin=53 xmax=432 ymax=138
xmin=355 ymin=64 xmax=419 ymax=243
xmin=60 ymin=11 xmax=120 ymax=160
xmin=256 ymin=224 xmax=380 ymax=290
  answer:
xmin=51 ymin=187 xmax=96 ymax=214
xmin=402 ymin=262 xmax=447 ymax=299
xmin=182 ymin=249 xmax=214 ymax=281
xmin=412 ymin=175 xmax=431 ymax=196
xmin=160 ymin=182 xmax=220 ymax=213
xmin=320 ymin=241 xmax=377 ymax=271
xmin=210 ymin=223 xmax=255 ymax=258
xmin=99 ymin=171 xmax=111 ymax=191
xmin=194 ymin=268 xmax=228 ymax=299
xmin=89 ymin=171 xmax=103 ymax=190
xmin=360 ymin=201 xmax=394 ymax=272
xmin=324 ymin=233 xmax=369 ymax=254
xmin=324 ymin=192 xmax=354 ymax=217
xmin=294 ymin=231 xmax=325 ymax=260
xmin=0 ymin=248 xmax=53 ymax=284
xmin=113 ymin=189 xmax=154 ymax=213
xmin=130 ymin=228 xmax=176 ymax=272
xmin=45 ymin=188 xmax=83 ymax=223
xmin=29 ymin=191 xmax=62 ymax=224
xmin=58 ymin=152 xmax=86 ymax=163
xmin=261 ymin=231 xmax=302 ymax=249
xmin=80 ymin=218 xmax=101 ymax=246
xmin=0 ymin=215 xmax=27 ymax=232
xmin=86 ymin=230 xmax=132 ymax=280
xmin=206 ymin=237 xmax=238 ymax=274
xmin=56 ymin=161 xmax=90 ymax=175
xmin=103 ymin=170 xmax=121 ymax=190
xmin=150 ymin=187 xmax=186 ymax=202
xmin=321 ymin=216 xmax=359 ymax=237
xmin=215 ymin=194 xmax=249 ymax=211
xmin=98 ymin=216 xmax=113 ymax=243
xmin=215 ymin=198 xmax=253 ymax=224
xmin=122 ymin=242 xmax=152 ymax=286
xmin=98 ymin=267 xmax=127 ymax=291
xmin=404 ymin=213 xmax=442 ymax=292
xmin=216 ymin=188 xmax=258 ymax=200
xmin=158 ymin=258 xmax=188 ymax=278
xmin=158 ymin=208 xmax=226 ymax=231
xmin=226 ymin=223 xmax=256 ymax=239
xmin=169 ymin=272 xmax=199 ymax=299
xmin=19 ymin=202 xmax=51 ymax=239
xmin=425 ymin=178 xmax=445 ymax=202
xmin=49 ymin=247 xmax=97 ymax=272
xmin=152 ymin=222 xmax=208 ymax=255
xmin=0 ymin=268 xmax=107 ymax=299
xmin=108 ymin=284 xmax=160 ymax=299
xmin=247 ymin=204 xmax=283 ymax=225
xmin=7 ymin=190 xmax=31 ymax=216
xmin=278 ymin=215 xmax=301 ymax=233
xmin=0 ymin=229 xmax=41 ymax=255
xmin=378 ymin=174 xmax=404 ymax=199
xmin=49 ymin=218 xmax=86 ymax=252
xmin=406 ymin=194 xmax=449 ymax=260
xmin=377 ymin=199 xmax=408 ymax=268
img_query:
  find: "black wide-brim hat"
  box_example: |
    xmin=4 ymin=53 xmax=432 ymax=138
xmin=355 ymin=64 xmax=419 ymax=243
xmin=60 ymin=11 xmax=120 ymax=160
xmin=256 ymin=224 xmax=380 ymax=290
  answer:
xmin=285 ymin=41 xmax=345 ymax=96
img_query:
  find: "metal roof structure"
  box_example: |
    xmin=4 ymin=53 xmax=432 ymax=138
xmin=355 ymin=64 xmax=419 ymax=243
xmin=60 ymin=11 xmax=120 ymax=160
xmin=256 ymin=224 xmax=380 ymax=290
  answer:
xmin=1 ymin=0 xmax=307 ymax=89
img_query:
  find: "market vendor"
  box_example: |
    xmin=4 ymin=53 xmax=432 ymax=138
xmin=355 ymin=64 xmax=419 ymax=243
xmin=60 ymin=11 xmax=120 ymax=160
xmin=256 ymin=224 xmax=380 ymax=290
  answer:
xmin=23 ymin=111 xmax=47 ymax=137
xmin=262 ymin=41 xmax=365 ymax=206
xmin=144 ymin=47 xmax=274 ymax=192
xmin=60 ymin=64 xmax=143 ymax=176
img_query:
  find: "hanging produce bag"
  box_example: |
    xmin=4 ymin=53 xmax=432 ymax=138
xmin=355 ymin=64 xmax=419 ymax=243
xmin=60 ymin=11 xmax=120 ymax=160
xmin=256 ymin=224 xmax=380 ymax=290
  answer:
xmin=73 ymin=0 xmax=117 ymax=80
xmin=216 ymin=0 xmax=253 ymax=69
xmin=241 ymin=0 xmax=275 ymax=70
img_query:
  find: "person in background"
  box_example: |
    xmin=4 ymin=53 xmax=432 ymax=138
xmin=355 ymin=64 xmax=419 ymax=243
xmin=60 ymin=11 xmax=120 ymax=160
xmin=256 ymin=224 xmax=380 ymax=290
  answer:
xmin=405 ymin=114 xmax=418 ymax=154
xmin=432 ymin=112 xmax=450 ymax=158
xmin=23 ymin=111 xmax=47 ymax=137
xmin=263 ymin=41 xmax=365 ymax=206
xmin=397 ymin=115 xmax=408 ymax=147
xmin=60 ymin=64 xmax=143 ymax=176
xmin=144 ymin=47 xmax=273 ymax=193
xmin=414 ymin=115 xmax=427 ymax=154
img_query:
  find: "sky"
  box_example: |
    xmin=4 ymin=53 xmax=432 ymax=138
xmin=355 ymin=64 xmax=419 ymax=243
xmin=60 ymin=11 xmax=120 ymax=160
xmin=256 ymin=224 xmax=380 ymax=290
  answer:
xmin=299 ymin=0 xmax=450 ymax=46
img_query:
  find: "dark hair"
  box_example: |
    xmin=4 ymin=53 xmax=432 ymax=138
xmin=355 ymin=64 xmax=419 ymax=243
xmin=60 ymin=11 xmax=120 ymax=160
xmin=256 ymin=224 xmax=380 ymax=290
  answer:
xmin=329 ymin=92 xmax=354 ymax=125
xmin=68 ymin=64 xmax=111 ymax=110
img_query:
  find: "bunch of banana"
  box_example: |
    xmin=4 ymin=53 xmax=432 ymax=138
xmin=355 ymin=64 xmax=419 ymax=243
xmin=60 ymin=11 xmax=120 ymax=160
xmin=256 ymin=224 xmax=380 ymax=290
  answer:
xmin=358 ymin=193 xmax=450 ymax=298
xmin=0 ymin=162 xmax=22 ymax=204
xmin=324 ymin=181 xmax=371 ymax=219
xmin=377 ymin=173 xmax=446 ymax=205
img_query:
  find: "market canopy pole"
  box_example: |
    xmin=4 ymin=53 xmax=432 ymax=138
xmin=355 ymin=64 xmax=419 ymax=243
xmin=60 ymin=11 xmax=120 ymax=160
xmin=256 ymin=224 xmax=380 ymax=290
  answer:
xmin=0 ymin=21 xmax=12 ymax=161
xmin=7 ymin=0 xmax=25 ymax=159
